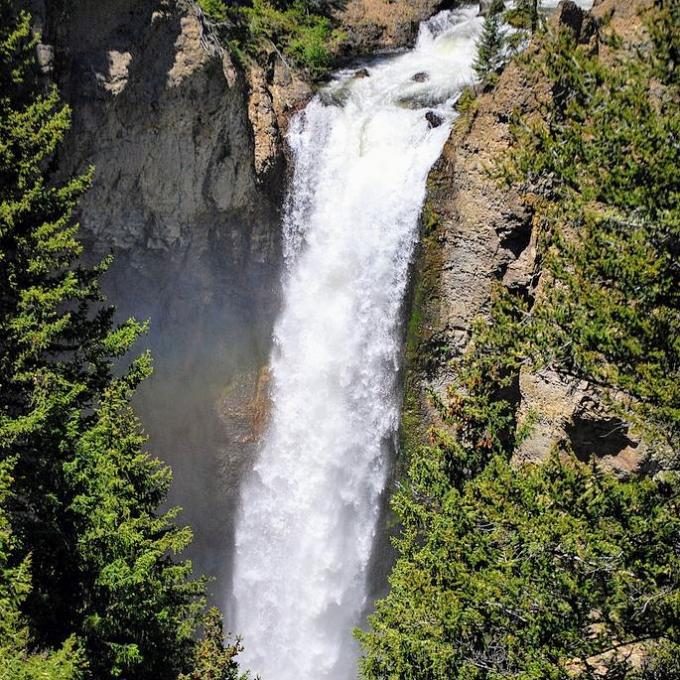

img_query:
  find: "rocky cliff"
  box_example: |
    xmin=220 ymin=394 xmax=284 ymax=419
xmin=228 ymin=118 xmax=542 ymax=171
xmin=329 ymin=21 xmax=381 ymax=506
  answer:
xmin=407 ymin=0 xmax=654 ymax=477
xmin=336 ymin=0 xmax=458 ymax=56
xmin=28 ymin=0 xmax=290 ymax=595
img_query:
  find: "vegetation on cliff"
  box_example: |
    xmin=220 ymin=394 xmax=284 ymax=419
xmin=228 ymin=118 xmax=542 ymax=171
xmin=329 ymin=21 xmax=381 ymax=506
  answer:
xmin=474 ymin=0 xmax=545 ymax=86
xmin=197 ymin=0 xmax=343 ymax=76
xmin=0 ymin=3 xmax=246 ymax=678
xmin=359 ymin=3 xmax=680 ymax=678
xmin=473 ymin=0 xmax=506 ymax=85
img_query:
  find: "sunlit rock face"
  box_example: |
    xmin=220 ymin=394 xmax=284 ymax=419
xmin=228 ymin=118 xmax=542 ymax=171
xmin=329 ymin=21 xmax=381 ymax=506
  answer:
xmin=336 ymin=0 xmax=459 ymax=56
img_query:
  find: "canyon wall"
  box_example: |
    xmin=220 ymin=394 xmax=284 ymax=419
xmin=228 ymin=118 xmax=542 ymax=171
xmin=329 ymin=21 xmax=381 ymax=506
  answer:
xmin=29 ymin=0 xmax=450 ymax=602
xmin=29 ymin=0 xmax=284 ymax=595
xmin=407 ymin=0 xmax=654 ymax=478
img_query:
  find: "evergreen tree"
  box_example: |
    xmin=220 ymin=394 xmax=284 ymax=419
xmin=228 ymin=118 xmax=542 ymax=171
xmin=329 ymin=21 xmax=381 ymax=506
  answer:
xmin=506 ymin=0 xmax=540 ymax=34
xmin=473 ymin=0 xmax=506 ymax=85
xmin=0 ymin=3 xmax=240 ymax=678
xmin=0 ymin=460 xmax=87 ymax=680
xmin=179 ymin=608 xmax=250 ymax=680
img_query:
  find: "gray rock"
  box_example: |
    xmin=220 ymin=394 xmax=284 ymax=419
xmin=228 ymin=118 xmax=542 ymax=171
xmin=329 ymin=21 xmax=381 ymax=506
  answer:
xmin=556 ymin=0 xmax=598 ymax=44
xmin=425 ymin=111 xmax=444 ymax=128
xmin=412 ymin=71 xmax=429 ymax=82
xmin=479 ymin=0 xmax=494 ymax=15
xmin=35 ymin=43 xmax=54 ymax=74
xmin=397 ymin=91 xmax=446 ymax=110
xmin=40 ymin=0 xmax=284 ymax=595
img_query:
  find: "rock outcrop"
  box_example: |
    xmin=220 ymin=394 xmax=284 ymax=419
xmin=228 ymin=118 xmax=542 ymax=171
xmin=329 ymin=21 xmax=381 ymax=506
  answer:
xmin=513 ymin=368 xmax=645 ymax=476
xmin=407 ymin=52 xmax=537 ymax=434
xmin=409 ymin=0 xmax=654 ymax=474
xmin=336 ymin=0 xmax=456 ymax=56
xmin=33 ymin=0 xmax=281 ymax=297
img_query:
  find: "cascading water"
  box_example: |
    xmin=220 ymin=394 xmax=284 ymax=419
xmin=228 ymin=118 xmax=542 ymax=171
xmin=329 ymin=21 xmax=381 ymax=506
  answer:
xmin=232 ymin=7 xmax=483 ymax=680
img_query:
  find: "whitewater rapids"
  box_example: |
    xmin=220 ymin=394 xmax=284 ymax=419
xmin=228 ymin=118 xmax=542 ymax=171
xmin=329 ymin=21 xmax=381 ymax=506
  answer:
xmin=231 ymin=7 xmax=483 ymax=680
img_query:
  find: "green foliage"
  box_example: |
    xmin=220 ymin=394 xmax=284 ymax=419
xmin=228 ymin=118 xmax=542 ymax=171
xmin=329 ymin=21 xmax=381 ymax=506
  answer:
xmin=504 ymin=12 xmax=680 ymax=451
xmin=475 ymin=0 xmax=546 ymax=86
xmin=454 ymin=86 xmax=480 ymax=134
xmin=473 ymin=0 xmax=506 ymax=85
xmin=179 ymin=609 xmax=250 ymax=680
xmin=198 ymin=0 xmax=230 ymax=22
xmin=198 ymin=0 xmax=341 ymax=76
xmin=0 ymin=460 xmax=87 ymax=680
xmin=0 ymin=2 xmax=245 ymax=679
xmin=359 ymin=6 xmax=680 ymax=679
xmin=359 ymin=453 xmax=680 ymax=679
xmin=63 ymin=357 xmax=207 ymax=678
xmin=505 ymin=0 xmax=540 ymax=33
xmin=636 ymin=640 xmax=680 ymax=679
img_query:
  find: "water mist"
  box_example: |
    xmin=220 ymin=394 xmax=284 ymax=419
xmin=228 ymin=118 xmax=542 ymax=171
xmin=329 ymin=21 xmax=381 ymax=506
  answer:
xmin=232 ymin=8 xmax=484 ymax=679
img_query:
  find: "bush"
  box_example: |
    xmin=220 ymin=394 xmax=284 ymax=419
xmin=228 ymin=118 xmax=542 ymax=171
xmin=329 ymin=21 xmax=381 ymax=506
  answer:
xmin=198 ymin=0 xmax=341 ymax=76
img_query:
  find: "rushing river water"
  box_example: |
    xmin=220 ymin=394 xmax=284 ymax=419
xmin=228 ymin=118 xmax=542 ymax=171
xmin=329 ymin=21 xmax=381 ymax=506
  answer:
xmin=231 ymin=7 xmax=483 ymax=679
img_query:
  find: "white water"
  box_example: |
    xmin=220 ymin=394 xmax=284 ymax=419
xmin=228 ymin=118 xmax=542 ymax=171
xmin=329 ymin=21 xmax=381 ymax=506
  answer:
xmin=231 ymin=7 xmax=483 ymax=680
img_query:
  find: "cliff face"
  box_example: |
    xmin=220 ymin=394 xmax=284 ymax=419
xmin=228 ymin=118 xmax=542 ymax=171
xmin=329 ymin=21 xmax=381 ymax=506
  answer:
xmin=409 ymin=0 xmax=652 ymax=476
xmin=336 ymin=0 xmax=458 ymax=56
xmin=29 ymin=0 xmax=285 ymax=594
xmin=35 ymin=0 xmax=281 ymax=314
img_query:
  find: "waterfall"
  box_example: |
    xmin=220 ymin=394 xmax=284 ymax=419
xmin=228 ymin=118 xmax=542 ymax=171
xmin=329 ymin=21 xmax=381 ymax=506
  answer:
xmin=231 ymin=7 xmax=483 ymax=680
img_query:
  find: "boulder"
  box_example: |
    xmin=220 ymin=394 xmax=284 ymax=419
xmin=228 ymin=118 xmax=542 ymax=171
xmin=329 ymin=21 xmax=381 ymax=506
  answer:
xmin=426 ymin=111 xmax=444 ymax=128
xmin=479 ymin=0 xmax=494 ymax=15
xmin=512 ymin=367 xmax=647 ymax=477
xmin=556 ymin=0 xmax=598 ymax=45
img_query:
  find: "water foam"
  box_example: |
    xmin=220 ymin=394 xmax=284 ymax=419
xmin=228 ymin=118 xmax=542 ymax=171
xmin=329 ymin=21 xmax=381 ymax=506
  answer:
xmin=232 ymin=7 xmax=483 ymax=679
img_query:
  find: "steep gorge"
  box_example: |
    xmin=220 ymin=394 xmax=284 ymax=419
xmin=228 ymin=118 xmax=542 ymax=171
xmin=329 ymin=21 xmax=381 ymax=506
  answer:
xmin=4 ymin=0 xmax=677 ymax=675
xmin=30 ymin=0 xmax=465 ymax=611
xmin=27 ymin=0 xmax=672 ymax=676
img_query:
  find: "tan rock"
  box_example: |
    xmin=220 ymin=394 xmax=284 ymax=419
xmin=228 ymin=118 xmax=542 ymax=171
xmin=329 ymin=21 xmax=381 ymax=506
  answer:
xmin=513 ymin=367 xmax=645 ymax=476
xmin=337 ymin=0 xmax=450 ymax=55
xmin=167 ymin=13 xmax=210 ymax=87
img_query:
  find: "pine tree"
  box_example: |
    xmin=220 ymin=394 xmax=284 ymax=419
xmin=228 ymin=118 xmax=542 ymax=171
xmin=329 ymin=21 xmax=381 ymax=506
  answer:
xmin=0 ymin=460 xmax=87 ymax=680
xmin=0 ymin=3 xmax=231 ymax=678
xmin=64 ymin=358 xmax=207 ymax=678
xmin=507 ymin=0 xmax=540 ymax=34
xmin=473 ymin=0 xmax=506 ymax=85
xmin=179 ymin=609 xmax=250 ymax=680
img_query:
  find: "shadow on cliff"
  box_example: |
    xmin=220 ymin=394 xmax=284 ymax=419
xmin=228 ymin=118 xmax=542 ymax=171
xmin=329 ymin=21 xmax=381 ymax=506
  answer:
xmin=116 ymin=254 xmax=277 ymax=607
xmin=38 ymin=0 xmax=285 ymax=610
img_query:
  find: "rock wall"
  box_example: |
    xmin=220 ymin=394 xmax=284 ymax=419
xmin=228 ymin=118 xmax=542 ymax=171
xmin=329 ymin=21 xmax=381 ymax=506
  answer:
xmin=408 ymin=0 xmax=651 ymax=476
xmin=38 ymin=0 xmax=282 ymax=316
xmin=29 ymin=0 xmax=285 ymax=598
xmin=336 ymin=0 xmax=459 ymax=57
